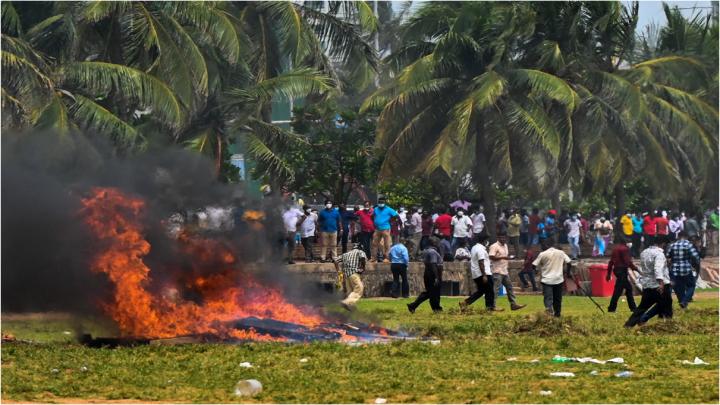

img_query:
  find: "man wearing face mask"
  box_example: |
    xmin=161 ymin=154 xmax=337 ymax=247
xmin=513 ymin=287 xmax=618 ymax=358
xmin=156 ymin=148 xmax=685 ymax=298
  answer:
xmin=318 ymin=200 xmax=342 ymax=262
xmin=339 ymin=204 xmax=356 ymax=254
xmin=300 ymin=205 xmax=318 ymax=262
xmin=355 ymin=201 xmax=375 ymax=257
xmin=371 ymin=197 xmax=399 ymax=263
xmin=451 ymin=209 xmax=473 ymax=252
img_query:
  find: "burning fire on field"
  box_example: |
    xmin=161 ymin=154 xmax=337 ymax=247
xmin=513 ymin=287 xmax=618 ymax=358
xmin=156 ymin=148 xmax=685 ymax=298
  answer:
xmin=80 ymin=187 xmax=404 ymax=344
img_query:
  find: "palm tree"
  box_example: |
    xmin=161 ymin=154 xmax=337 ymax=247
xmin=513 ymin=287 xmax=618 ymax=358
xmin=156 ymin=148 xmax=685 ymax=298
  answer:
xmin=363 ymin=2 xmax=578 ymax=238
xmin=525 ymin=1 xmax=718 ymax=213
xmin=2 ymin=1 xmax=379 ymax=182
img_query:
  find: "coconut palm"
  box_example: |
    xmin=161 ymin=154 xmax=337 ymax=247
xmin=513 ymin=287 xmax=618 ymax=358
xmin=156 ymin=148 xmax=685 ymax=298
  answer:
xmin=525 ymin=1 xmax=718 ymax=212
xmin=363 ymin=2 xmax=578 ymax=237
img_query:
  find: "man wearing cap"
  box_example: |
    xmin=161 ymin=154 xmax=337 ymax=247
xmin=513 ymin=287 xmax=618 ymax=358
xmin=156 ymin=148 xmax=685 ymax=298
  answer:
xmin=333 ymin=243 xmax=367 ymax=311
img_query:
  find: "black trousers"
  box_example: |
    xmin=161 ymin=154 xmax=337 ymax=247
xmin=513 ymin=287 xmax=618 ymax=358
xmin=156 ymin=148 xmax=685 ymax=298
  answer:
xmin=409 ymin=264 xmax=442 ymax=311
xmin=390 ymin=263 xmax=409 ymax=298
xmin=284 ymin=231 xmax=296 ymax=262
xmin=465 ymin=275 xmax=495 ymax=308
xmin=341 ymin=228 xmax=350 ymax=253
xmin=301 ymin=236 xmax=315 ymax=261
xmin=358 ymin=231 xmax=372 ymax=257
xmin=607 ymin=268 xmax=637 ymax=312
xmin=542 ymin=282 xmax=563 ymax=317
xmin=631 ymin=233 xmax=642 ymax=257
xmin=625 ymin=286 xmax=673 ymax=327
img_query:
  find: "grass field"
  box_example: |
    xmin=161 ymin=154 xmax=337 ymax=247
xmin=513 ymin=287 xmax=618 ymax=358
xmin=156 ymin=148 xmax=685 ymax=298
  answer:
xmin=2 ymin=293 xmax=718 ymax=403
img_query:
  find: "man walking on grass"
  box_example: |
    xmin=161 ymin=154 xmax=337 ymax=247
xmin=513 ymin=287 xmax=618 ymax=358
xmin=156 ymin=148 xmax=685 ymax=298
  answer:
xmin=606 ymin=237 xmax=638 ymax=312
xmin=666 ymin=231 xmax=701 ymax=309
xmin=624 ymin=236 xmax=672 ymax=327
xmin=333 ymin=243 xmax=367 ymax=311
xmin=532 ymin=238 xmax=572 ymax=317
xmin=408 ymin=238 xmax=444 ymax=313
xmin=459 ymin=234 xmax=498 ymax=312
xmin=564 ymin=213 xmax=582 ymax=260
xmin=489 ymin=234 xmax=526 ymax=311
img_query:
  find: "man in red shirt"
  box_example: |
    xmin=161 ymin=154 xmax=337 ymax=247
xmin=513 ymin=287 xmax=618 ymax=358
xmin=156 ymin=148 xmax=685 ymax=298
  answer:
xmin=642 ymin=211 xmax=656 ymax=249
xmin=434 ymin=208 xmax=453 ymax=240
xmin=654 ymin=212 xmax=669 ymax=238
xmin=606 ymin=237 xmax=638 ymax=312
xmin=528 ymin=207 xmax=541 ymax=246
xmin=355 ymin=201 xmax=375 ymax=257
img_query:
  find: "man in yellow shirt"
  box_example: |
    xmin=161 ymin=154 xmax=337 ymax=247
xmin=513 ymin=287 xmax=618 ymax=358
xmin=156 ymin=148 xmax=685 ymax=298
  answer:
xmin=620 ymin=211 xmax=633 ymax=241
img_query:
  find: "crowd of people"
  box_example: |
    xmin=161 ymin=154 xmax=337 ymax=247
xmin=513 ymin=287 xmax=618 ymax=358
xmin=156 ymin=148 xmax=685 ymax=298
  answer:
xmin=281 ymin=200 xmax=719 ymax=265
xmin=283 ymin=199 xmax=716 ymax=325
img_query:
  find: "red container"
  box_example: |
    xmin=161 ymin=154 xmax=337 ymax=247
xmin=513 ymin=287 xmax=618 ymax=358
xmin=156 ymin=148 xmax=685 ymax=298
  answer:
xmin=588 ymin=264 xmax=615 ymax=297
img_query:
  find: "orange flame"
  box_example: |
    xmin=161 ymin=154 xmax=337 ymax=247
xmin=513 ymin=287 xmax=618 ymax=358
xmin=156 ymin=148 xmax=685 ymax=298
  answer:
xmin=81 ymin=187 xmax=323 ymax=340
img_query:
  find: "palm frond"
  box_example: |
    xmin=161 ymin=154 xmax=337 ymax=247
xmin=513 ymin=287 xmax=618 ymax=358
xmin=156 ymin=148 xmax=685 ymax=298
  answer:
xmin=62 ymin=61 xmax=184 ymax=129
xmin=1 ymin=2 xmax=22 ymax=35
xmin=67 ymin=94 xmax=141 ymax=147
xmin=80 ymin=1 xmax=129 ymax=23
xmin=170 ymin=2 xmax=241 ymax=64
xmin=510 ymin=69 xmax=577 ymax=111
xmin=505 ymin=99 xmax=562 ymax=160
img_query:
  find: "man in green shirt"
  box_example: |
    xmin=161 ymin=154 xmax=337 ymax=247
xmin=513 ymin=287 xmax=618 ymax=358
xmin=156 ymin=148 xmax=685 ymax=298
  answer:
xmin=507 ymin=209 xmax=523 ymax=258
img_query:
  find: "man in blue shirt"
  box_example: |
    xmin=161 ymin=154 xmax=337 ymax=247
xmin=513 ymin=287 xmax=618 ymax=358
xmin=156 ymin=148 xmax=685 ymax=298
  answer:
xmin=318 ymin=200 xmax=341 ymax=261
xmin=388 ymin=241 xmax=410 ymax=298
xmin=631 ymin=212 xmax=644 ymax=257
xmin=371 ymin=197 xmax=399 ymax=262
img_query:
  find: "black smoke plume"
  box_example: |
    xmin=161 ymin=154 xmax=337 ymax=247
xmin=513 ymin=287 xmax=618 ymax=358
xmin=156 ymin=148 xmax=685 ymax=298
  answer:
xmin=2 ymin=131 xmax=334 ymax=317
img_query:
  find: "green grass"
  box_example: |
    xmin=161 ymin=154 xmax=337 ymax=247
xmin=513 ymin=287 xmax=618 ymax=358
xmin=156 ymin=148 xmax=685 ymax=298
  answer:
xmin=2 ymin=295 xmax=719 ymax=403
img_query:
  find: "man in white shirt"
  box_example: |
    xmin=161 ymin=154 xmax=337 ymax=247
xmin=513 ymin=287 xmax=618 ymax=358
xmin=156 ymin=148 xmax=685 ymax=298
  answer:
xmin=489 ymin=235 xmax=526 ymax=311
xmin=532 ymin=238 xmax=572 ymax=317
xmin=459 ymin=235 xmax=497 ymax=311
xmin=299 ymin=205 xmax=317 ymax=262
xmin=409 ymin=207 xmax=424 ymax=259
xmin=564 ymin=214 xmax=582 ymax=259
xmin=471 ymin=207 xmax=486 ymax=239
xmin=625 ymin=237 xmax=672 ymax=327
xmin=282 ymin=205 xmax=306 ymax=264
xmin=451 ymin=210 xmax=474 ymax=252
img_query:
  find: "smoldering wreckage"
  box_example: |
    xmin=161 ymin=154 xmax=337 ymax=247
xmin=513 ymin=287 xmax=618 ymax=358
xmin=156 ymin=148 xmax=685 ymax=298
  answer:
xmin=2 ymin=132 xmax=414 ymax=346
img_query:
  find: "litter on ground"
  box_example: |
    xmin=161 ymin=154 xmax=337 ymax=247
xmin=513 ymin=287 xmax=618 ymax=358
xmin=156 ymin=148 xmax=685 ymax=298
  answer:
xmin=506 ymin=357 xmax=518 ymax=361
xmin=615 ymin=371 xmax=633 ymax=378
xmin=549 ymin=372 xmax=575 ymax=377
xmin=539 ymin=390 xmax=553 ymax=396
xmin=239 ymin=362 xmax=253 ymax=368
xmin=681 ymin=357 xmax=709 ymax=365
xmin=375 ymin=398 xmax=387 ymax=404
xmin=299 ymin=358 xmax=309 ymax=363
xmin=552 ymin=355 xmax=624 ymax=364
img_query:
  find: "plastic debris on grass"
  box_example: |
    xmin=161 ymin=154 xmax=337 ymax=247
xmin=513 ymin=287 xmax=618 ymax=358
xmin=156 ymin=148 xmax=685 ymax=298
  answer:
xmin=615 ymin=371 xmax=633 ymax=378
xmin=549 ymin=372 xmax=575 ymax=377
xmin=234 ymin=379 xmax=263 ymax=397
xmin=299 ymin=358 xmax=309 ymax=363
xmin=239 ymin=362 xmax=253 ymax=368
xmin=375 ymin=398 xmax=387 ymax=404
xmin=506 ymin=357 xmax=518 ymax=361
xmin=50 ymin=368 xmax=59 ymax=374
xmin=589 ymin=370 xmax=599 ymax=376
xmin=552 ymin=355 xmax=624 ymax=364
xmin=80 ymin=366 xmax=88 ymax=372
xmin=530 ymin=359 xmax=540 ymax=363
xmin=680 ymin=357 xmax=709 ymax=365
xmin=539 ymin=390 xmax=553 ymax=396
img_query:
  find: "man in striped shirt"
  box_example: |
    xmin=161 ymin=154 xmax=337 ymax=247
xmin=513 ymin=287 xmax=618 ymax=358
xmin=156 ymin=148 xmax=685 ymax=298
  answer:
xmin=333 ymin=243 xmax=367 ymax=311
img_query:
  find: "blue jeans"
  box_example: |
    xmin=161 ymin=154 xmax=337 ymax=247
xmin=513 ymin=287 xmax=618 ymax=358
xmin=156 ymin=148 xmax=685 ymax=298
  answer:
xmin=568 ymin=235 xmax=580 ymax=258
xmin=451 ymin=237 xmax=468 ymax=252
xmin=671 ymin=273 xmax=696 ymax=307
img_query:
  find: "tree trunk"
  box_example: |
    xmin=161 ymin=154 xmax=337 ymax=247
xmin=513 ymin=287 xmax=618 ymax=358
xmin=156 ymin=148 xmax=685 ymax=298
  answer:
xmin=613 ymin=182 xmax=625 ymax=242
xmin=215 ymin=134 xmax=223 ymax=179
xmin=474 ymin=123 xmax=497 ymax=242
